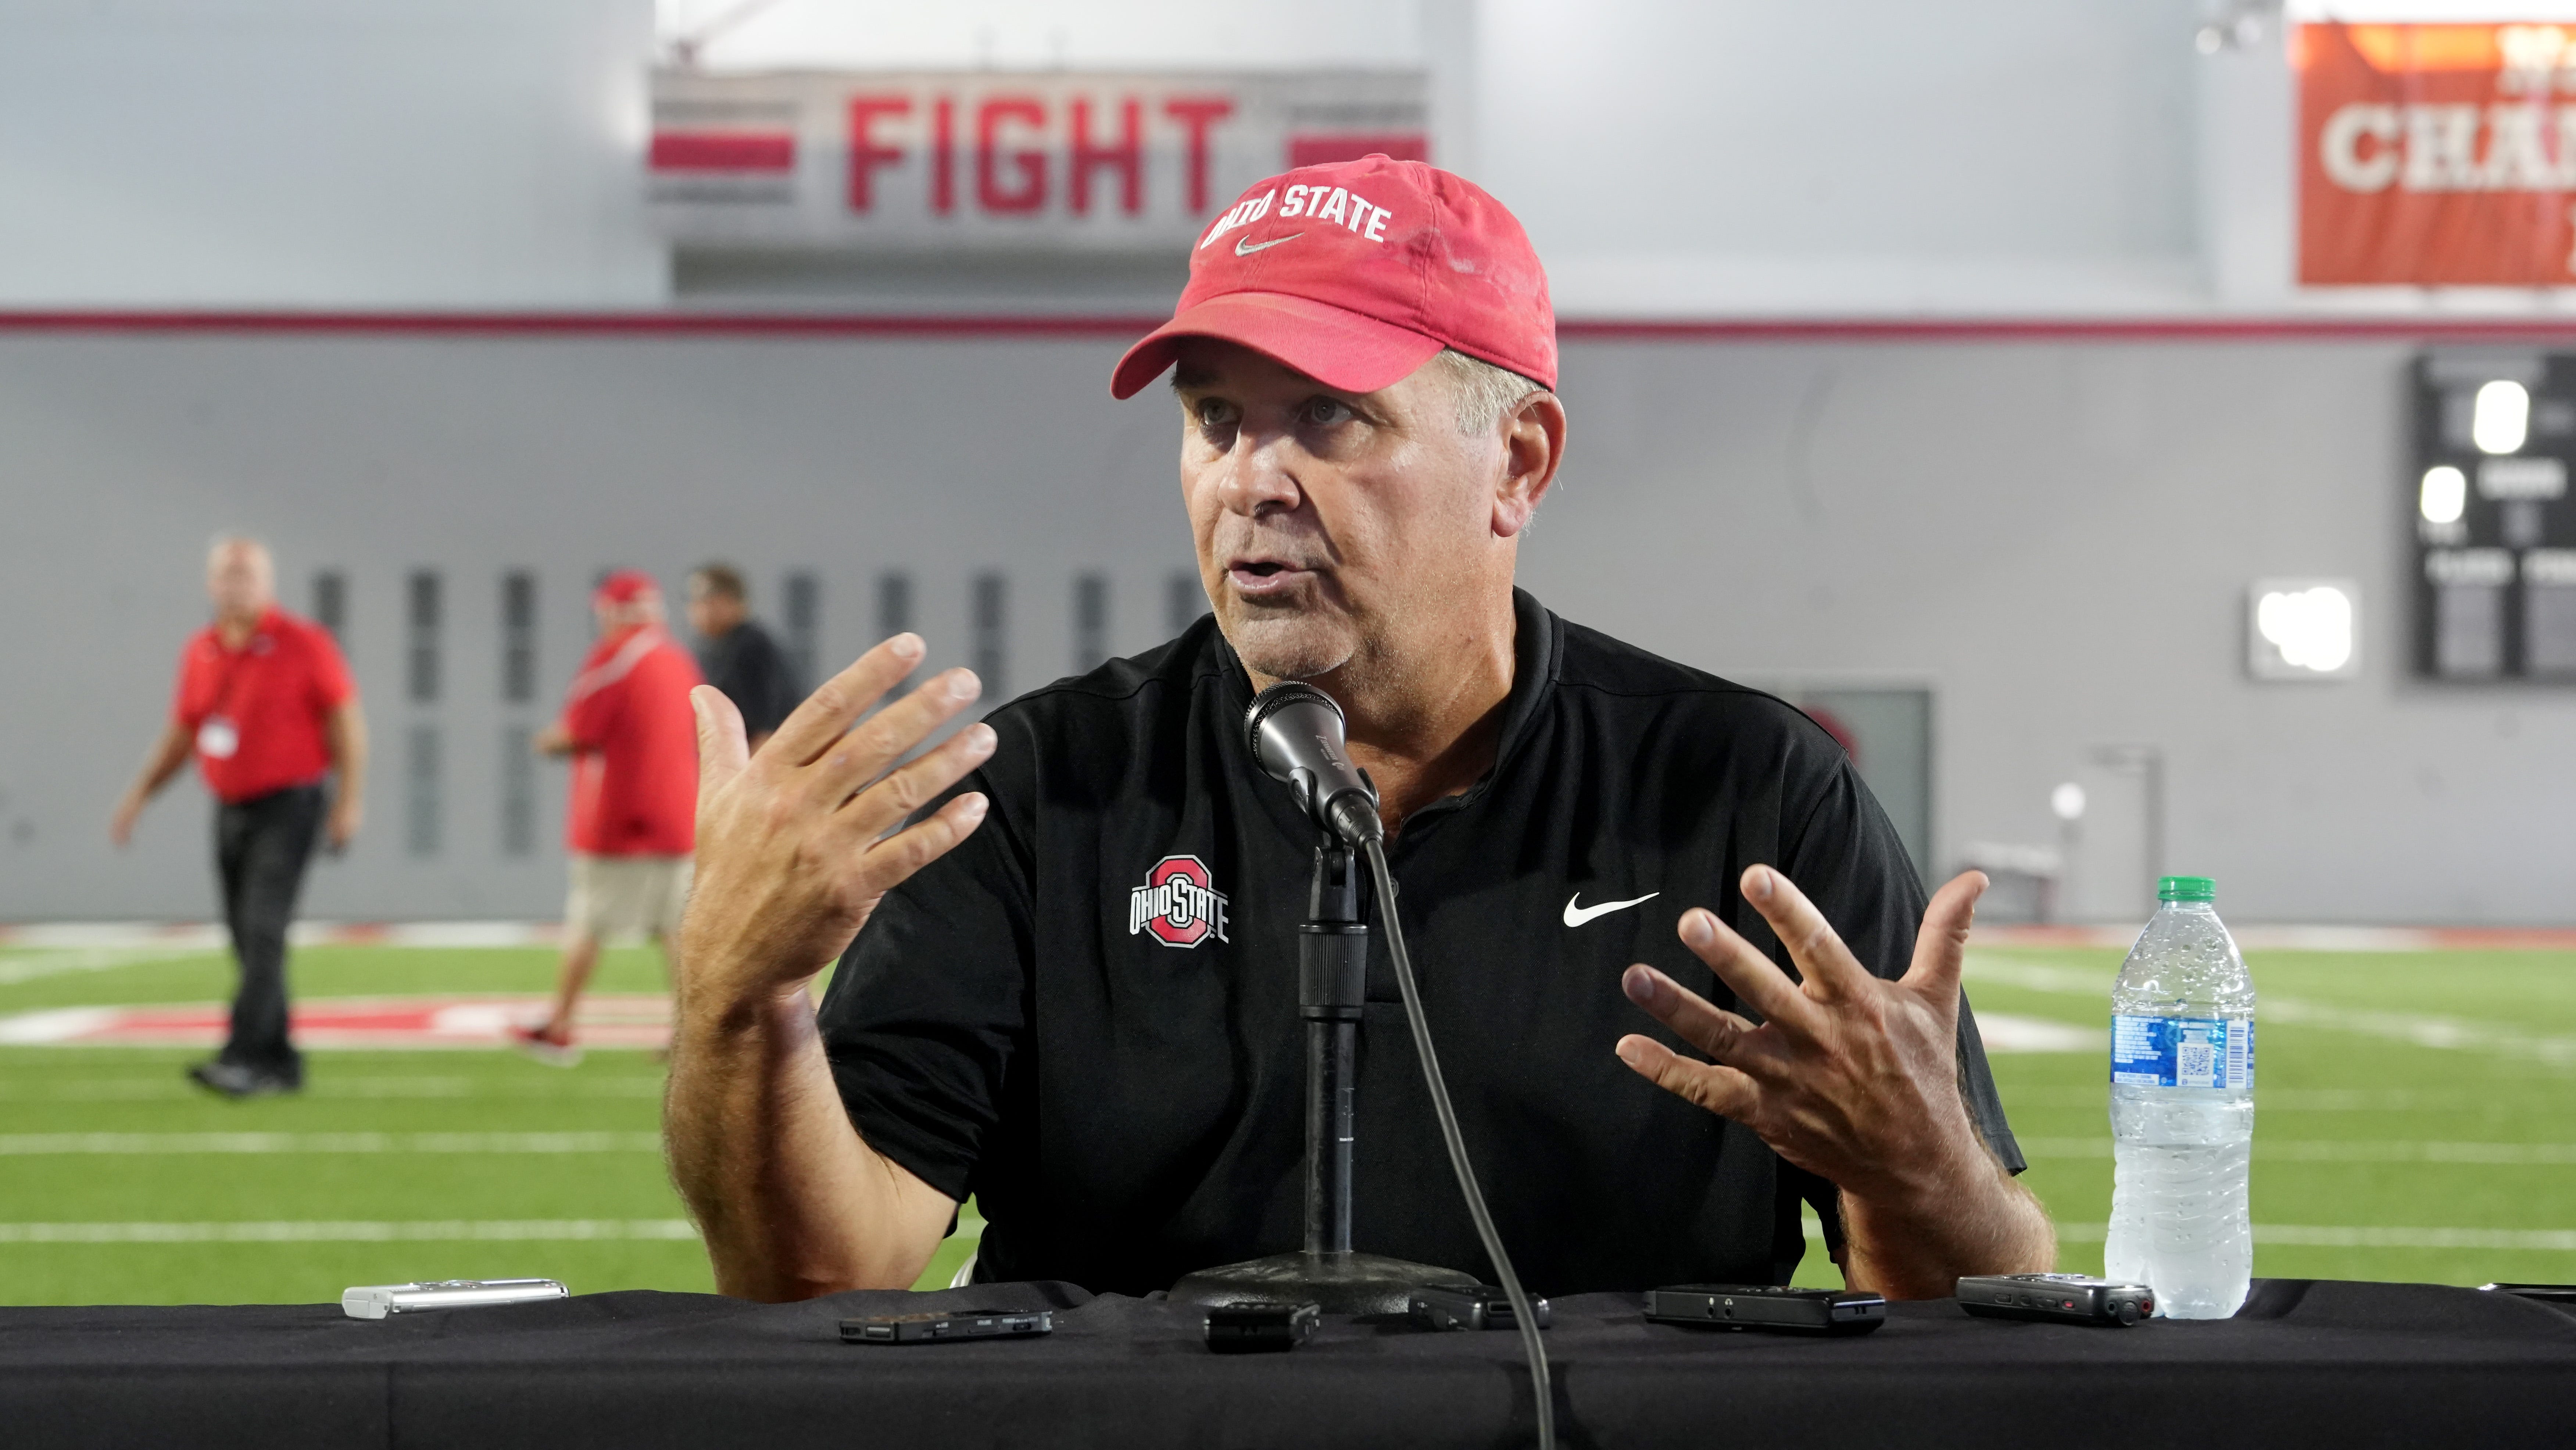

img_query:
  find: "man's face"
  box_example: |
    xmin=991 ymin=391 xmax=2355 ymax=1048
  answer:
xmin=595 ymin=590 xmax=662 ymax=635
xmin=205 ymin=542 xmax=273 ymax=621
xmin=1173 ymin=340 xmax=1512 ymax=685
xmin=687 ymin=578 xmax=744 ymax=639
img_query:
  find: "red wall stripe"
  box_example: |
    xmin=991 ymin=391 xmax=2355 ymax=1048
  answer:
xmin=0 ymin=310 xmax=2572 ymax=343
xmin=648 ymin=132 xmax=797 ymax=173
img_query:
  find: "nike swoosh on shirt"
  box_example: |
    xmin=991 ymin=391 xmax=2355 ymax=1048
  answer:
xmin=1563 ymin=892 xmax=1661 ymax=928
xmin=1234 ymin=232 xmax=1303 ymax=256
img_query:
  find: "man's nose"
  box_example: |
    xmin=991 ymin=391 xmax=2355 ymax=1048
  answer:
xmin=1213 ymin=429 xmax=1301 ymax=517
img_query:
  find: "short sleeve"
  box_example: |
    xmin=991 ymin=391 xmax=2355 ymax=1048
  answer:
xmin=170 ymin=642 xmax=205 ymax=727
xmin=561 ymin=671 xmax=621 ymax=747
xmin=308 ymin=627 xmax=355 ymax=712
xmin=1776 ymin=756 xmax=2028 ymax=1245
xmin=813 ymin=750 xmax=1036 ymax=1204
xmin=745 ymin=633 xmax=800 ymax=737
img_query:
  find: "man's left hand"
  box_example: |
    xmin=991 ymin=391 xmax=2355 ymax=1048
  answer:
xmin=326 ymin=800 xmax=362 ymax=852
xmin=1615 ymin=865 xmax=2053 ymax=1296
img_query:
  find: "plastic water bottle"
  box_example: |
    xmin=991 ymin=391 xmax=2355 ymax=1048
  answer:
xmin=2104 ymin=875 xmax=2255 ymax=1319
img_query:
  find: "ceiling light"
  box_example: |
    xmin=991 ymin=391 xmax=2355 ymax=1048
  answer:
xmin=2250 ymin=579 xmax=2362 ymax=681
xmin=2420 ymin=465 xmax=2467 ymax=523
xmin=2474 ymin=380 xmax=2531 ymax=455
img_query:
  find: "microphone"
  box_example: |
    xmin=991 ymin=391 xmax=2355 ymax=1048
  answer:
xmin=1244 ymin=683 xmax=1384 ymax=845
xmin=1242 ymin=681 xmax=1553 ymax=1447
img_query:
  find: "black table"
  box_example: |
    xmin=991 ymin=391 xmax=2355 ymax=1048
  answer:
xmin=6 ymin=1279 xmax=2572 ymax=1448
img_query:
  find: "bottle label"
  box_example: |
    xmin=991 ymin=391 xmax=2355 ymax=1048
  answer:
xmin=2111 ymin=1015 xmax=2253 ymax=1089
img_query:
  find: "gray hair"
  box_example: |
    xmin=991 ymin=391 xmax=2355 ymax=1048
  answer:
xmin=205 ymin=533 xmax=271 ymax=568
xmin=1430 ymin=349 xmax=1547 ymax=435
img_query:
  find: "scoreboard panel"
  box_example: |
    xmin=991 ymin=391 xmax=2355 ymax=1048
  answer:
xmin=2413 ymin=352 xmax=2576 ymax=681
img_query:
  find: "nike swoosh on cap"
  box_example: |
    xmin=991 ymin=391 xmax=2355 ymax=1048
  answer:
xmin=1234 ymin=232 xmax=1303 ymax=256
xmin=1563 ymin=891 xmax=1660 ymax=928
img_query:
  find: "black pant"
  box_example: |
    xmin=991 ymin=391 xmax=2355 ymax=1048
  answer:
xmin=214 ymin=783 xmax=324 ymax=1082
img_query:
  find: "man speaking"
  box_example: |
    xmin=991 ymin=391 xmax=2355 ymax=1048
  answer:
xmin=668 ymin=157 xmax=2053 ymax=1301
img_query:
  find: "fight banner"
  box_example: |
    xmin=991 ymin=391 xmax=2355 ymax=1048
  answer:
xmin=648 ymin=69 xmax=1427 ymax=253
xmin=2301 ymin=22 xmax=2576 ymax=285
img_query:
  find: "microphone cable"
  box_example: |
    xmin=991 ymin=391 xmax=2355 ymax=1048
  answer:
xmin=1362 ymin=836 xmax=1553 ymax=1450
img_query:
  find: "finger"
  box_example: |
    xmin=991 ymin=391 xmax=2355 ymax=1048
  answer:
xmin=833 ymin=719 xmax=998 ymax=840
xmin=769 ymin=633 xmax=927 ymax=768
xmin=692 ymin=686 xmax=751 ymax=810
xmin=1620 ymin=964 xmax=1767 ymax=1065
xmin=1901 ymin=869 xmax=1988 ymax=999
xmin=807 ymin=667 xmax=984 ymax=810
xmin=856 ymin=791 xmax=991 ymax=890
xmin=1738 ymin=865 xmax=1876 ymax=1004
xmin=1676 ymin=907 xmax=1824 ymax=1037
xmin=1614 ymin=1035 xmax=1763 ymax=1121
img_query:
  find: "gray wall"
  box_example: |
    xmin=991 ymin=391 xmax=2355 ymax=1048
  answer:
xmin=2 ymin=327 xmax=2565 ymax=924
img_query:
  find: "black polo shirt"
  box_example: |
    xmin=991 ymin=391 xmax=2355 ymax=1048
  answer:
xmin=695 ymin=619 xmax=802 ymax=739
xmin=818 ymin=589 xmax=2024 ymax=1297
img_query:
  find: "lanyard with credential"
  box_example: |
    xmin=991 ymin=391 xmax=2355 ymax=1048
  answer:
xmin=195 ymin=628 xmax=263 ymax=762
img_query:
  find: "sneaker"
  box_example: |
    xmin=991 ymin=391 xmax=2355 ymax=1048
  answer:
xmin=508 ymin=1024 xmax=582 ymax=1068
xmin=186 ymin=1060 xmax=298 ymax=1099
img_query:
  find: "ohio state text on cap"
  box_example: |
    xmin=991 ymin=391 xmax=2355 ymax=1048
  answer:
xmin=1111 ymin=156 xmax=1557 ymax=400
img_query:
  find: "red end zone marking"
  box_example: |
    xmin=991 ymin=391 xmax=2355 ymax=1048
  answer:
xmin=0 ymin=996 xmax=671 ymax=1050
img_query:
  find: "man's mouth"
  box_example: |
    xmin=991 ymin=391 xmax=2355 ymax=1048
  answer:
xmin=1227 ymin=557 xmax=1316 ymax=596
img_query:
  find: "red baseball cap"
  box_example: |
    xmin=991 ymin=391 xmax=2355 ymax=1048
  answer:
xmin=593 ymin=569 xmax=659 ymax=606
xmin=1110 ymin=156 xmax=1556 ymax=400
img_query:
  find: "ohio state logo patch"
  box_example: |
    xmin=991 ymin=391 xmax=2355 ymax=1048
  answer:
xmin=1128 ymin=855 xmax=1231 ymax=949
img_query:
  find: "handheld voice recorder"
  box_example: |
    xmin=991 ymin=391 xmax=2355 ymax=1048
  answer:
xmin=1204 ymin=1302 xmax=1321 ymax=1354
xmin=1644 ymin=1284 xmax=1887 ymax=1336
xmin=1957 ymin=1274 xmax=2154 ymax=1326
xmin=1408 ymin=1284 xmax=1551 ymax=1332
xmin=840 ymin=1309 xmax=1054 ymax=1344
xmin=341 ymin=1279 xmax=567 ymax=1319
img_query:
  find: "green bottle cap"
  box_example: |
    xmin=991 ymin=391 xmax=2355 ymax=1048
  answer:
xmin=2158 ymin=875 xmax=2216 ymax=902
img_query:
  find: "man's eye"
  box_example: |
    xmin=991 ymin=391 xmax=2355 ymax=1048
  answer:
xmin=1195 ymin=399 xmax=1237 ymax=428
xmin=1302 ymin=397 xmax=1353 ymax=425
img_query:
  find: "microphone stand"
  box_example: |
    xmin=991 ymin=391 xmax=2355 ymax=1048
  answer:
xmin=1170 ymin=837 xmax=1478 ymax=1315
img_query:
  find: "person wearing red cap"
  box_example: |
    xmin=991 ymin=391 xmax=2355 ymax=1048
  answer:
xmin=512 ymin=570 xmax=703 ymax=1065
xmin=668 ymin=158 xmax=2053 ymax=1304
xmin=111 ymin=536 xmax=367 ymax=1098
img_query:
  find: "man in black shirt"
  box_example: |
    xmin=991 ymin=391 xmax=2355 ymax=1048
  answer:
xmin=667 ymin=156 xmax=2053 ymax=1301
xmin=686 ymin=564 xmax=801 ymax=750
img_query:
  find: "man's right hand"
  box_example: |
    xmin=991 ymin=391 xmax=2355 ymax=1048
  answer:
xmin=679 ymin=633 xmax=994 ymax=1015
xmin=108 ymin=792 xmax=143 ymax=848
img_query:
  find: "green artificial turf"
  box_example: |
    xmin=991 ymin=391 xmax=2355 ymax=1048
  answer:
xmin=1 ymin=940 xmax=2572 ymax=1304
xmin=1966 ymin=945 xmax=2576 ymax=1289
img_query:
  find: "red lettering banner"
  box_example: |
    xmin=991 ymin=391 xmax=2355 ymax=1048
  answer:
xmin=2301 ymin=22 xmax=2576 ymax=285
xmin=650 ymin=69 xmax=1427 ymax=254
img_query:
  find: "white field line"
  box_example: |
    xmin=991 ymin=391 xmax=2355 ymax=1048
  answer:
xmin=0 ymin=1219 xmax=698 ymax=1244
xmin=1964 ymin=954 xmax=2576 ymax=1067
xmin=0 ymin=946 xmax=218 ymax=988
xmin=1971 ymin=1013 xmax=2103 ymax=1053
xmin=2017 ymin=1137 xmax=2576 ymax=1165
xmin=0 ymin=1008 xmax=119 ymax=1044
xmin=0 ymin=923 xmax=555 ymax=950
xmin=1799 ymin=1216 xmax=2576 ymax=1251
xmin=0 ymin=1076 xmax=667 ymax=1101
xmin=0 ymin=1132 xmax=663 ymax=1155
xmin=2001 ymin=1087 xmax=2543 ymax=1112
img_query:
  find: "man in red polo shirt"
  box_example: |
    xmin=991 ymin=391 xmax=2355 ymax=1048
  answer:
xmin=512 ymin=570 xmax=701 ymax=1064
xmin=111 ymin=536 xmax=368 ymax=1098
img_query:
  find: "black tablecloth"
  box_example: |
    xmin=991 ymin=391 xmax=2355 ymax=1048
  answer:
xmin=5 ymin=1279 xmax=2572 ymax=1449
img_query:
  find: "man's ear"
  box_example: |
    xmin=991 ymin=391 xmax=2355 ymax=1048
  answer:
xmin=1492 ymin=392 xmax=1568 ymax=540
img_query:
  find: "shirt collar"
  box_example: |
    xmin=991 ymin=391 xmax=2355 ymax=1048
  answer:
xmin=1208 ymin=586 xmax=1561 ymax=814
xmin=213 ymin=606 xmax=283 ymax=652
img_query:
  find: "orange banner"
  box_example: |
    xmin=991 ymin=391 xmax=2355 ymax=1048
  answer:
xmin=2299 ymin=22 xmax=2576 ymax=285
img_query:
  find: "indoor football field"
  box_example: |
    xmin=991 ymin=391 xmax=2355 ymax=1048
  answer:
xmin=0 ymin=936 xmax=2569 ymax=1306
